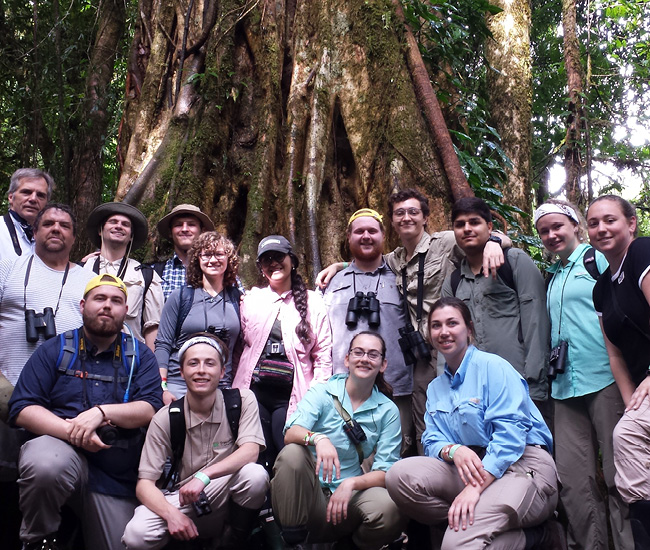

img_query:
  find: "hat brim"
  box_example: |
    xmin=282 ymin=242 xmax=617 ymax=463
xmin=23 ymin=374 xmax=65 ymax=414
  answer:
xmin=86 ymin=202 xmax=149 ymax=250
xmin=156 ymin=208 xmax=215 ymax=240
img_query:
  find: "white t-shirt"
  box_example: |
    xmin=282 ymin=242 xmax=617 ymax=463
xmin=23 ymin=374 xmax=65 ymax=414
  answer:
xmin=0 ymin=254 xmax=95 ymax=384
xmin=0 ymin=213 xmax=34 ymax=262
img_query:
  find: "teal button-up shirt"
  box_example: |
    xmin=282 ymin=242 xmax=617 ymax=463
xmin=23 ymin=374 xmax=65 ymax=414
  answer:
xmin=546 ymin=243 xmax=614 ymax=399
xmin=284 ymin=373 xmax=401 ymax=491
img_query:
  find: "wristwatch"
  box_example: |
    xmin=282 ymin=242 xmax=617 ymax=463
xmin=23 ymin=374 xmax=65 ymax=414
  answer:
xmin=488 ymin=235 xmax=502 ymax=245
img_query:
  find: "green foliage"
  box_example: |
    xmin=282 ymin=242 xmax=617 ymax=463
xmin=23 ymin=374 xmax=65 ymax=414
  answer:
xmin=531 ymin=0 xmax=650 ymax=197
xmin=401 ymin=0 xmax=530 ymax=236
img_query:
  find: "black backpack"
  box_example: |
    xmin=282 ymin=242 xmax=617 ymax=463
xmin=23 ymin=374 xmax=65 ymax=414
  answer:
xmin=161 ymin=388 xmax=242 ymax=489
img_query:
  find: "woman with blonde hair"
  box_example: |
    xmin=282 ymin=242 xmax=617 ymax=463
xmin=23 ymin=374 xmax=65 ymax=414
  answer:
xmin=535 ymin=199 xmax=631 ymax=550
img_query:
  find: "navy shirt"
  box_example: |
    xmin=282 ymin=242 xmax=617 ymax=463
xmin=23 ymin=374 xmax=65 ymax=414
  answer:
xmin=9 ymin=328 xmax=163 ymax=497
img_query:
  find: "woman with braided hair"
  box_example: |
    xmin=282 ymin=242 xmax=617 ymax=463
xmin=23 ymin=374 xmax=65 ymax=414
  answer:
xmin=233 ymin=235 xmax=332 ymax=470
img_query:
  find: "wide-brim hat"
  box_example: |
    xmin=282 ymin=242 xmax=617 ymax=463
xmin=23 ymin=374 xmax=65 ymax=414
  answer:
xmin=86 ymin=202 xmax=149 ymax=250
xmin=157 ymin=204 xmax=215 ymax=240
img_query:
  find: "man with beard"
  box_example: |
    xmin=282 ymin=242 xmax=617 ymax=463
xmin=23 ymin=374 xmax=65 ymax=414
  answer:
xmin=8 ymin=273 xmax=163 ymax=550
xmin=84 ymin=203 xmax=164 ymax=350
xmin=322 ymin=209 xmax=414 ymax=455
xmin=0 ymin=204 xmax=94 ymax=549
xmin=0 ymin=168 xmax=54 ymax=261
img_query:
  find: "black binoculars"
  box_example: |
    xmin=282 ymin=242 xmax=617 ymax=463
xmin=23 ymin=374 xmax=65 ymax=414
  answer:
xmin=345 ymin=291 xmax=380 ymax=328
xmin=548 ymin=340 xmax=568 ymax=380
xmin=398 ymin=324 xmax=431 ymax=366
xmin=25 ymin=307 xmax=56 ymax=343
xmin=206 ymin=326 xmax=229 ymax=344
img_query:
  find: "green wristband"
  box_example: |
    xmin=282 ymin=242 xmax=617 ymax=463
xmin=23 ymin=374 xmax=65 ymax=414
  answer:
xmin=194 ymin=471 xmax=210 ymax=486
xmin=448 ymin=444 xmax=462 ymax=461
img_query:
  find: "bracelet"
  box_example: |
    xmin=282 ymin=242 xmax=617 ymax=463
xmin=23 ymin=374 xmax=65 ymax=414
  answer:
xmin=304 ymin=431 xmax=314 ymax=445
xmin=95 ymin=405 xmax=107 ymax=420
xmin=161 ymin=380 xmax=168 ymax=391
xmin=312 ymin=434 xmax=328 ymax=445
xmin=342 ymin=262 xmax=349 ymax=269
xmin=440 ymin=444 xmax=452 ymax=462
xmin=194 ymin=472 xmax=210 ymax=487
xmin=448 ymin=444 xmax=462 ymax=461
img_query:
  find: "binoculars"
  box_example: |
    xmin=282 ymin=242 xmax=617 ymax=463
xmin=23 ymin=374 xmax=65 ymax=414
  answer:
xmin=345 ymin=291 xmax=380 ymax=328
xmin=398 ymin=325 xmax=431 ymax=366
xmin=25 ymin=307 xmax=56 ymax=343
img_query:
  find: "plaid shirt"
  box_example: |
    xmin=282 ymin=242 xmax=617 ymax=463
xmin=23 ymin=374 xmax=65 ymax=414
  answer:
xmin=161 ymin=254 xmax=186 ymax=300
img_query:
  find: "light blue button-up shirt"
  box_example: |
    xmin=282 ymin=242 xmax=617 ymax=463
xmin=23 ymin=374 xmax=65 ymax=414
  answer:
xmin=546 ymin=243 xmax=614 ymax=399
xmin=422 ymin=346 xmax=552 ymax=479
xmin=285 ymin=373 xmax=401 ymax=490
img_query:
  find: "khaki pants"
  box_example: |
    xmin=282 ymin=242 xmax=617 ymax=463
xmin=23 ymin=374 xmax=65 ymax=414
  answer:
xmin=413 ymin=353 xmax=437 ymax=455
xmin=613 ymin=396 xmax=650 ymax=504
xmin=18 ymin=435 xmax=137 ymax=550
xmin=271 ymin=444 xmax=405 ymax=550
xmin=122 ymin=462 xmax=268 ymax=550
xmin=555 ymin=383 xmax=633 ymax=550
xmin=385 ymin=446 xmax=558 ymax=550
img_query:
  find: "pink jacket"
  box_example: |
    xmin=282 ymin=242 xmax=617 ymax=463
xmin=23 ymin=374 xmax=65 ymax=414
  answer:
xmin=233 ymin=286 xmax=333 ymax=417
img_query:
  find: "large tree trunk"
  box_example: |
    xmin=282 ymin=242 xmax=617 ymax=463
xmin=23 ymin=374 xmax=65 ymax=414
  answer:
xmin=562 ymin=0 xmax=588 ymax=208
xmin=485 ymin=0 xmax=533 ymax=226
xmin=70 ymin=0 xmax=127 ymax=255
xmin=117 ymin=0 xmax=458 ymax=283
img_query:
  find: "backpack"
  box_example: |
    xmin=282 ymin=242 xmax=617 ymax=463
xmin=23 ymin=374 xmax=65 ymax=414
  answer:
xmin=55 ymin=328 xmax=140 ymax=402
xmin=450 ymin=246 xmax=516 ymax=296
xmin=162 ymin=388 xmax=242 ymax=489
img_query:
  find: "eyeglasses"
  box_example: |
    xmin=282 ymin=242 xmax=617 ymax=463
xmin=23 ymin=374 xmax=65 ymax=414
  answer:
xmin=259 ymin=251 xmax=287 ymax=267
xmin=348 ymin=347 xmax=383 ymax=361
xmin=199 ymin=251 xmax=228 ymax=261
xmin=393 ymin=207 xmax=422 ymax=219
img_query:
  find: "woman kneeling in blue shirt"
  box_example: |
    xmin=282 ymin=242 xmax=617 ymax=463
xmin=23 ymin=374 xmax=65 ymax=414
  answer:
xmin=271 ymin=331 xmax=404 ymax=549
xmin=386 ymin=297 xmax=560 ymax=549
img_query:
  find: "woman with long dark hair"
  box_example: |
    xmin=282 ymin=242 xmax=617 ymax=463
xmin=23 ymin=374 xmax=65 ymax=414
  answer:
xmin=270 ymin=331 xmax=403 ymax=549
xmin=534 ymin=199 xmax=631 ymax=550
xmin=386 ymin=297 xmax=559 ymax=549
xmin=587 ymin=195 xmax=650 ymax=548
xmin=155 ymin=232 xmax=241 ymax=404
xmin=232 ymin=235 xmax=332 ymax=469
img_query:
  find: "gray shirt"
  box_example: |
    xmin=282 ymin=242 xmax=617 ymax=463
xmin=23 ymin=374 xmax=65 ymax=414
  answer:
xmin=322 ymin=260 xmax=412 ymax=396
xmin=441 ymin=247 xmax=549 ymax=400
xmin=155 ymin=287 xmax=241 ymax=388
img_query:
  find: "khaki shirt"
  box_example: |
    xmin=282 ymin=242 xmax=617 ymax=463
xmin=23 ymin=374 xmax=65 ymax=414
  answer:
xmin=386 ymin=230 xmax=462 ymax=338
xmin=138 ymin=388 xmax=265 ymax=486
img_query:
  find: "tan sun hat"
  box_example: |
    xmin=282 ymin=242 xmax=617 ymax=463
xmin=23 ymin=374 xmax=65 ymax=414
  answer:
xmin=156 ymin=204 xmax=215 ymax=240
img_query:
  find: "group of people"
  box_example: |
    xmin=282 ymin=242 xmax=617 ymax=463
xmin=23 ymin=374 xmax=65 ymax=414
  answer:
xmin=0 ymin=167 xmax=648 ymax=550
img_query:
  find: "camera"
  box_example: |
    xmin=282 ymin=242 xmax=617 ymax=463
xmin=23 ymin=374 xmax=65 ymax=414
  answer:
xmin=398 ymin=325 xmax=431 ymax=366
xmin=548 ymin=340 xmax=568 ymax=380
xmin=25 ymin=307 xmax=56 ymax=343
xmin=192 ymin=490 xmax=212 ymax=517
xmin=206 ymin=326 xmax=229 ymax=344
xmin=96 ymin=424 xmax=120 ymax=446
xmin=342 ymin=418 xmax=367 ymax=446
xmin=345 ymin=291 xmax=380 ymax=328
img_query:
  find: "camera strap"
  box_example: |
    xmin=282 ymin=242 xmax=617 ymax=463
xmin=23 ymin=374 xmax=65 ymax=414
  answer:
xmin=202 ymin=289 xmax=227 ymax=335
xmin=332 ymin=395 xmax=364 ymax=464
xmin=400 ymin=253 xmax=426 ymax=327
xmin=23 ymin=255 xmax=70 ymax=316
xmin=547 ymin=257 xmax=576 ymax=339
xmin=4 ymin=212 xmax=23 ymax=256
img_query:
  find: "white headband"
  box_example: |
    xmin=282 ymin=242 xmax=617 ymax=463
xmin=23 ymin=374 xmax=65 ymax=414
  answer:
xmin=178 ymin=336 xmax=224 ymax=364
xmin=533 ymin=203 xmax=580 ymax=226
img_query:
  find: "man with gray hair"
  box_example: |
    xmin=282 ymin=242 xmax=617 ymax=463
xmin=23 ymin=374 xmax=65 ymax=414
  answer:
xmin=0 ymin=168 xmax=55 ymax=261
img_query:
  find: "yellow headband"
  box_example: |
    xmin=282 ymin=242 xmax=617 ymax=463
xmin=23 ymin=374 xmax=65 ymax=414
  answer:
xmin=83 ymin=273 xmax=128 ymax=298
xmin=347 ymin=208 xmax=384 ymax=227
